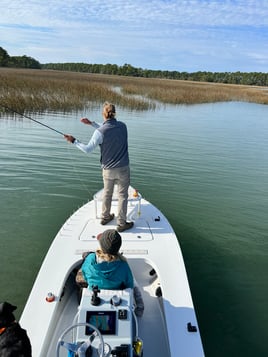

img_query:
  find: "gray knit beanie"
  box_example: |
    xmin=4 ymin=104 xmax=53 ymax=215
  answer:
xmin=98 ymin=229 xmax=122 ymax=255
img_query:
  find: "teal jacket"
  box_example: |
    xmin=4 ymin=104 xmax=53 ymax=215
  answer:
xmin=81 ymin=253 xmax=134 ymax=290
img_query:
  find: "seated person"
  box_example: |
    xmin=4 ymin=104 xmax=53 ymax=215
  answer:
xmin=79 ymin=229 xmax=144 ymax=316
xmin=81 ymin=229 xmax=134 ymax=290
xmin=0 ymin=302 xmax=32 ymax=357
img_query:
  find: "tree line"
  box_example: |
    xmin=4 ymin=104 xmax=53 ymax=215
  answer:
xmin=1 ymin=46 xmax=267 ymax=86
xmin=42 ymin=62 xmax=268 ymax=86
xmin=0 ymin=46 xmax=41 ymax=69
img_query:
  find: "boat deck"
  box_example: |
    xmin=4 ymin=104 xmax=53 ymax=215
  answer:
xmin=130 ymin=259 xmax=170 ymax=356
xmin=20 ymin=188 xmax=204 ymax=357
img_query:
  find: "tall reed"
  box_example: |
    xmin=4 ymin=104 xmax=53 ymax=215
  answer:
xmin=0 ymin=68 xmax=267 ymax=116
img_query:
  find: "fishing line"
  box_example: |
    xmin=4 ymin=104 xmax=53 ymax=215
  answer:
xmin=2 ymin=103 xmax=95 ymax=196
xmin=0 ymin=104 xmax=65 ymax=136
xmin=65 ymin=111 xmax=95 ymax=197
xmin=66 ymin=143 xmax=93 ymax=197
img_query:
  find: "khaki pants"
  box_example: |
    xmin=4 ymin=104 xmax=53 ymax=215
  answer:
xmin=102 ymin=166 xmax=130 ymax=226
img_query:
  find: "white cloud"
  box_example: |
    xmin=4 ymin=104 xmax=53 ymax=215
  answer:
xmin=0 ymin=0 xmax=268 ymax=71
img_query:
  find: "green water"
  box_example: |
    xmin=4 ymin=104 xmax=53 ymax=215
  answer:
xmin=1 ymin=102 xmax=267 ymax=356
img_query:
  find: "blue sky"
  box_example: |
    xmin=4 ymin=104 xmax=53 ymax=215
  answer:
xmin=0 ymin=0 xmax=268 ymax=72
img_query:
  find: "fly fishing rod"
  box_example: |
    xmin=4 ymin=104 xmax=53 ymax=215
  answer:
xmin=1 ymin=104 xmax=65 ymax=136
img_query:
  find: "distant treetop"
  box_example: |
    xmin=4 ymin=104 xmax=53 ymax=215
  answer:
xmin=0 ymin=46 xmax=41 ymax=69
xmin=1 ymin=46 xmax=267 ymax=86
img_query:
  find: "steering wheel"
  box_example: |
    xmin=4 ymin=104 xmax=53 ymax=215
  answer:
xmin=56 ymin=322 xmax=105 ymax=357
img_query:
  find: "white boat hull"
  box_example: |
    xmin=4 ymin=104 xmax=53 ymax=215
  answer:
xmin=20 ymin=187 xmax=204 ymax=356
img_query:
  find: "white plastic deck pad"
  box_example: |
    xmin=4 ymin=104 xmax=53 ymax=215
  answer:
xmin=79 ymin=218 xmax=153 ymax=241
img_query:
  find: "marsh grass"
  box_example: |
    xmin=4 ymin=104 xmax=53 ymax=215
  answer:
xmin=121 ymin=78 xmax=268 ymax=105
xmin=0 ymin=68 xmax=267 ymax=116
xmin=0 ymin=68 xmax=155 ymax=114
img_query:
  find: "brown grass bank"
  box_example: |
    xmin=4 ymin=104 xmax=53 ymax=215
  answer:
xmin=0 ymin=68 xmax=267 ymax=115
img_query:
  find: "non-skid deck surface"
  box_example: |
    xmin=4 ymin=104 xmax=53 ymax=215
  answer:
xmin=130 ymin=259 xmax=171 ymax=357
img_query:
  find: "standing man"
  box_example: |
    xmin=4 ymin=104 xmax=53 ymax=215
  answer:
xmin=64 ymin=102 xmax=133 ymax=232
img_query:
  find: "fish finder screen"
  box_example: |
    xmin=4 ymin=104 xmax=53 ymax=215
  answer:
xmin=85 ymin=311 xmax=116 ymax=335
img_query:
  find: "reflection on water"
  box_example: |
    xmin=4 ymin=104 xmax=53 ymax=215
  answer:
xmin=0 ymin=102 xmax=268 ymax=356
